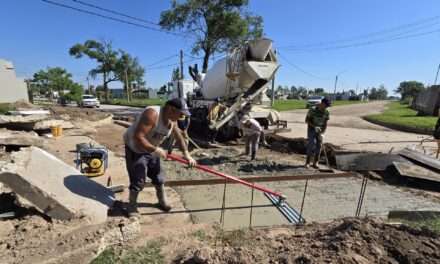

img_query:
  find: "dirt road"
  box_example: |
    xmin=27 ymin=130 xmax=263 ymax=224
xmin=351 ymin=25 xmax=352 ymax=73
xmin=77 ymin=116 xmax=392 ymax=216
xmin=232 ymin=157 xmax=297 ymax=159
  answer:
xmin=279 ymin=101 xmax=435 ymax=153
xmin=281 ymin=100 xmax=390 ymax=130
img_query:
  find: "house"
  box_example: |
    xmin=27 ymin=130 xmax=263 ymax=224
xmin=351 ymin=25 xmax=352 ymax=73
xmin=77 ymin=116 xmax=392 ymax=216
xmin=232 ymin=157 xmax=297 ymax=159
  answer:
xmin=0 ymin=59 xmax=29 ymax=103
xmin=413 ymin=85 xmax=440 ymax=116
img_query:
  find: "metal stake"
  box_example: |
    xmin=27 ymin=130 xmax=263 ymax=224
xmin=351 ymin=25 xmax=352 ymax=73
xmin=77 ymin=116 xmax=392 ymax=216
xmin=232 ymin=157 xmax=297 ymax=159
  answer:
xmin=249 ymin=185 xmax=255 ymax=228
xmin=299 ymin=179 xmax=309 ymax=224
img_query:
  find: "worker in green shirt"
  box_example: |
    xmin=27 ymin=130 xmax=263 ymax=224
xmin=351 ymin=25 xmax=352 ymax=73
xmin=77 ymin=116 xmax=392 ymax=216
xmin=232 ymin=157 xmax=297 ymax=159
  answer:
xmin=305 ymin=97 xmax=331 ymax=168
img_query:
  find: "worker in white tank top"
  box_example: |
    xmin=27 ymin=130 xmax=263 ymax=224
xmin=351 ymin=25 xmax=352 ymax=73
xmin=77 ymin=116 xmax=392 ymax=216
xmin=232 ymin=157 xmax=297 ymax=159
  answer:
xmin=123 ymin=98 xmax=196 ymax=216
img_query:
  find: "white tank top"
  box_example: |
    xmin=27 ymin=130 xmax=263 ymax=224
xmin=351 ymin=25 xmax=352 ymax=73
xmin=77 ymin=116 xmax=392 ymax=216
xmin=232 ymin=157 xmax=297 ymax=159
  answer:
xmin=123 ymin=106 xmax=173 ymax=154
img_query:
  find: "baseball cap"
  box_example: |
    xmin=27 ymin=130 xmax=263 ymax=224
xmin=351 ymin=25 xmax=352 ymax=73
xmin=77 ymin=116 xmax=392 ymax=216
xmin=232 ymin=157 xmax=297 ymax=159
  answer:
xmin=321 ymin=97 xmax=331 ymax=107
xmin=166 ymin=98 xmax=191 ymax=116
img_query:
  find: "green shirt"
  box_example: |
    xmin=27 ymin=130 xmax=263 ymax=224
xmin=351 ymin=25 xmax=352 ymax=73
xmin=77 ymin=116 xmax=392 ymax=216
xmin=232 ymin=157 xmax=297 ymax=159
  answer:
xmin=306 ymin=107 xmax=330 ymax=128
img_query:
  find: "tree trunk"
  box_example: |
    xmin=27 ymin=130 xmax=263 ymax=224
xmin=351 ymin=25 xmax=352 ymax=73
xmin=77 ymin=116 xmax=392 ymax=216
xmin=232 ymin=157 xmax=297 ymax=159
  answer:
xmin=103 ymin=71 xmax=109 ymax=102
xmin=202 ymin=51 xmax=211 ymax=73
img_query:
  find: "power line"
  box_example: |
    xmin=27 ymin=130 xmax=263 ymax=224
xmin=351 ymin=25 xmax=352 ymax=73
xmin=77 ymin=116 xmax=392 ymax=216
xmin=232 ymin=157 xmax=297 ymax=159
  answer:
xmin=279 ymin=15 xmax=440 ymax=51
xmin=279 ymin=16 xmax=440 ymax=51
xmin=286 ymin=27 xmax=440 ymax=53
xmin=147 ymin=57 xmax=200 ymax=71
xmin=71 ymin=0 xmax=159 ymax=26
xmin=277 ymin=52 xmax=327 ymax=80
xmin=41 ymin=0 xmax=185 ymax=37
xmin=147 ymin=54 xmax=179 ymax=67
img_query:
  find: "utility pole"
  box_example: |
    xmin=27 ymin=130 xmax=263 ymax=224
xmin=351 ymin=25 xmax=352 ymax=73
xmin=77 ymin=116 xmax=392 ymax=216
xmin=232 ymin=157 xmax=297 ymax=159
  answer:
xmin=86 ymin=76 xmax=91 ymax=94
xmin=180 ymin=49 xmax=184 ymax=80
xmin=434 ymin=63 xmax=440 ymax=85
xmin=177 ymin=50 xmax=184 ymax=98
xmin=125 ymin=67 xmax=130 ymax=102
xmin=271 ymin=50 xmax=276 ymax=107
xmin=333 ymin=75 xmax=338 ymax=95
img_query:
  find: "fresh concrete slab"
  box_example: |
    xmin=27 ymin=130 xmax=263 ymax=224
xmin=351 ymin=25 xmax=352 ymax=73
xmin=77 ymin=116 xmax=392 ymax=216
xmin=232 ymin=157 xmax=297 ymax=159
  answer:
xmin=0 ymin=147 xmax=114 ymax=224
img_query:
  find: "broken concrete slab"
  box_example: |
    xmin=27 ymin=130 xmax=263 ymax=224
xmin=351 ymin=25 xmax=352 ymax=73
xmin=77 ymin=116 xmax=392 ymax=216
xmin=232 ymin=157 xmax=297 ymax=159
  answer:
xmin=393 ymin=161 xmax=440 ymax=183
xmin=0 ymin=147 xmax=114 ymax=224
xmin=33 ymin=119 xmax=75 ymax=130
xmin=398 ymin=147 xmax=440 ymax=171
xmin=0 ymin=114 xmax=48 ymax=124
xmin=8 ymin=110 xmax=50 ymax=116
xmin=0 ymin=129 xmax=44 ymax=147
xmin=335 ymin=152 xmax=409 ymax=171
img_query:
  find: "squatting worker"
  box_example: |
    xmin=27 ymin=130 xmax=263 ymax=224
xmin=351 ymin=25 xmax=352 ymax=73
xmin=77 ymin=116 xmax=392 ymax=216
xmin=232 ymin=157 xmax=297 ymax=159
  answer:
xmin=123 ymin=98 xmax=196 ymax=216
xmin=207 ymin=98 xmax=227 ymax=144
xmin=241 ymin=116 xmax=263 ymax=161
xmin=305 ymin=97 xmax=331 ymax=168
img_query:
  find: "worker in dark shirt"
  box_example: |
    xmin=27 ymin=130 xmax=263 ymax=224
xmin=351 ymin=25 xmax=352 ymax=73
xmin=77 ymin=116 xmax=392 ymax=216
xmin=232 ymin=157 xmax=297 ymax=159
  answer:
xmin=305 ymin=97 xmax=331 ymax=168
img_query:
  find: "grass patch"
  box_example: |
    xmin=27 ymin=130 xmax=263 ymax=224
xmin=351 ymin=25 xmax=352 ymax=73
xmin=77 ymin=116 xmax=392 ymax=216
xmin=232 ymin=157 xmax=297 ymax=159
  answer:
xmin=366 ymin=101 xmax=437 ymax=131
xmin=90 ymin=240 xmax=165 ymax=264
xmin=120 ymin=240 xmax=164 ymax=264
xmin=0 ymin=103 xmax=14 ymax=114
xmin=90 ymin=248 xmax=118 ymax=264
xmin=272 ymin=99 xmax=364 ymax=111
xmin=190 ymin=229 xmax=207 ymax=241
xmin=109 ymin=98 xmax=165 ymax=107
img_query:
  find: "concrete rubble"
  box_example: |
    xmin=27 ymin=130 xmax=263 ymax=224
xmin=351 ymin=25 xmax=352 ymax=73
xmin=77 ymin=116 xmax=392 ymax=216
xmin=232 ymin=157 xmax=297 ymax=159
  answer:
xmin=0 ymin=128 xmax=44 ymax=147
xmin=335 ymin=152 xmax=409 ymax=171
xmin=0 ymin=114 xmax=75 ymax=131
xmin=0 ymin=146 xmax=114 ymax=224
xmin=33 ymin=119 xmax=75 ymax=130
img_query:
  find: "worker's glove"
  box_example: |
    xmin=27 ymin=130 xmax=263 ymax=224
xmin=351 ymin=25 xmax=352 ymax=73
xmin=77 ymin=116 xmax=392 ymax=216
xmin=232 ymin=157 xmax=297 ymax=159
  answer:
xmin=183 ymin=151 xmax=197 ymax=167
xmin=315 ymin=127 xmax=322 ymax=134
xmin=152 ymin=147 xmax=167 ymax=159
xmin=318 ymin=133 xmax=324 ymax=142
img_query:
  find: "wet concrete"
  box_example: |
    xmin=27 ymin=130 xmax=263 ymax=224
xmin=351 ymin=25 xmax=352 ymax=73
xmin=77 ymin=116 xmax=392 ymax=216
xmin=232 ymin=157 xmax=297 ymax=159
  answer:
xmin=163 ymin=147 xmax=440 ymax=229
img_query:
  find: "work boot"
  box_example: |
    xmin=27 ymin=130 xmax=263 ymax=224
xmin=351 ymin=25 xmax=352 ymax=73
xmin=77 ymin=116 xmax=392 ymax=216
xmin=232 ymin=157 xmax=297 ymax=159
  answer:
xmin=312 ymin=154 xmax=320 ymax=169
xmin=304 ymin=155 xmax=311 ymax=168
xmin=155 ymin=184 xmax=172 ymax=212
xmin=127 ymin=191 xmax=140 ymax=218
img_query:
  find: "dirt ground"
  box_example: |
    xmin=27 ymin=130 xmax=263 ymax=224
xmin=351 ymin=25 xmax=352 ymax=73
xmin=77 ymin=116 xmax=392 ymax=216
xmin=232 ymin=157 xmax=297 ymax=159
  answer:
xmin=173 ymin=218 xmax=440 ymax=264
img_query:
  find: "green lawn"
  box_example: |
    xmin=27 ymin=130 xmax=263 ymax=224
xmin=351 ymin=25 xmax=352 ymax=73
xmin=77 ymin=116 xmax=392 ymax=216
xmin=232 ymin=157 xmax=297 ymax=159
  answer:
xmin=0 ymin=103 xmax=14 ymax=114
xmin=109 ymin=98 xmax=165 ymax=107
xmin=272 ymin=99 xmax=364 ymax=111
xmin=366 ymin=101 xmax=437 ymax=131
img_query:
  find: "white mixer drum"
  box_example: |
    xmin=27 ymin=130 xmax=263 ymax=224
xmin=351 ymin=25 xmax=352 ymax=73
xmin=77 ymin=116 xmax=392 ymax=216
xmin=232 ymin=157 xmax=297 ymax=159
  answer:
xmin=200 ymin=58 xmax=228 ymax=99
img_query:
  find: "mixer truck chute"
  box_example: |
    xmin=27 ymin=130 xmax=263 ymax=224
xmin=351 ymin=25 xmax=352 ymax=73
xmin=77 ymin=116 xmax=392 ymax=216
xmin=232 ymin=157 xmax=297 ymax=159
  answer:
xmin=173 ymin=38 xmax=284 ymax=141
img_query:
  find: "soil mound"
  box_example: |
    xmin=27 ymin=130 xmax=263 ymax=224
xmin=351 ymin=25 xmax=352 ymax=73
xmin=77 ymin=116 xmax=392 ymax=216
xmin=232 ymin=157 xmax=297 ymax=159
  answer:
xmin=176 ymin=218 xmax=440 ymax=264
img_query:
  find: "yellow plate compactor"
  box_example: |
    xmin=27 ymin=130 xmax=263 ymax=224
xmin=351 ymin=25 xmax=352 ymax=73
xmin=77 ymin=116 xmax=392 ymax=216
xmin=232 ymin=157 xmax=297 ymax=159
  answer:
xmin=76 ymin=143 xmax=108 ymax=177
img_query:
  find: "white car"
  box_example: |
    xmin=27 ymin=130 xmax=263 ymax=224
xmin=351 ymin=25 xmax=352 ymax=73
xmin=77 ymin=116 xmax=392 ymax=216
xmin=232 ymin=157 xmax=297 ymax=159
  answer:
xmin=80 ymin=95 xmax=100 ymax=108
xmin=306 ymin=96 xmax=324 ymax=108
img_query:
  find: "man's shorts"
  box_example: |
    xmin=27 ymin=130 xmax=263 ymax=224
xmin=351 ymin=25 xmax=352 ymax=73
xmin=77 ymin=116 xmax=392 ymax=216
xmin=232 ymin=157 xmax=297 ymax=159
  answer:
xmin=125 ymin=145 xmax=165 ymax=192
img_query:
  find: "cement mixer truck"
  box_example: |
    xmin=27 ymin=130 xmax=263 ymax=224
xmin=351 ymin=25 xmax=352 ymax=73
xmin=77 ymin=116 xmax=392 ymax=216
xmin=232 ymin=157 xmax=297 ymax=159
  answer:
xmin=171 ymin=38 xmax=283 ymax=141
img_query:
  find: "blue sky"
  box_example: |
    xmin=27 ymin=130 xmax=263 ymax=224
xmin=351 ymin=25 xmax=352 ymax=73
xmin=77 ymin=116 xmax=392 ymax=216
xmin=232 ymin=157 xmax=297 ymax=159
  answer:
xmin=2 ymin=0 xmax=440 ymax=95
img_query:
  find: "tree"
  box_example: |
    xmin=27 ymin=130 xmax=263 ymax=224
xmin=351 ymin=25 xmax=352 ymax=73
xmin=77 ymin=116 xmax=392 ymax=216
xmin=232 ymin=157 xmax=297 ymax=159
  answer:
xmin=314 ymin=88 xmax=325 ymax=95
xmin=395 ymin=81 xmax=425 ymax=100
xmin=115 ymin=50 xmax=145 ymax=101
xmin=32 ymin=67 xmax=81 ymax=100
xmin=69 ymin=40 xmax=119 ymax=102
xmin=297 ymin=86 xmax=308 ymax=99
xmin=63 ymin=83 xmax=84 ymax=103
xmin=160 ymin=0 xmax=263 ymax=73
xmin=171 ymin=67 xmax=180 ymax=81
xmin=368 ymin=85 xmax=388 ymax=100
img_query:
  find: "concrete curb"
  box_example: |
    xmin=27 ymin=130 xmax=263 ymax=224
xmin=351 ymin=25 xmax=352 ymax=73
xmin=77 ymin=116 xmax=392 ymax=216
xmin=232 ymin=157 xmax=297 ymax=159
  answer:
xmin=363 ymin=116 xmax=433 ymax=135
